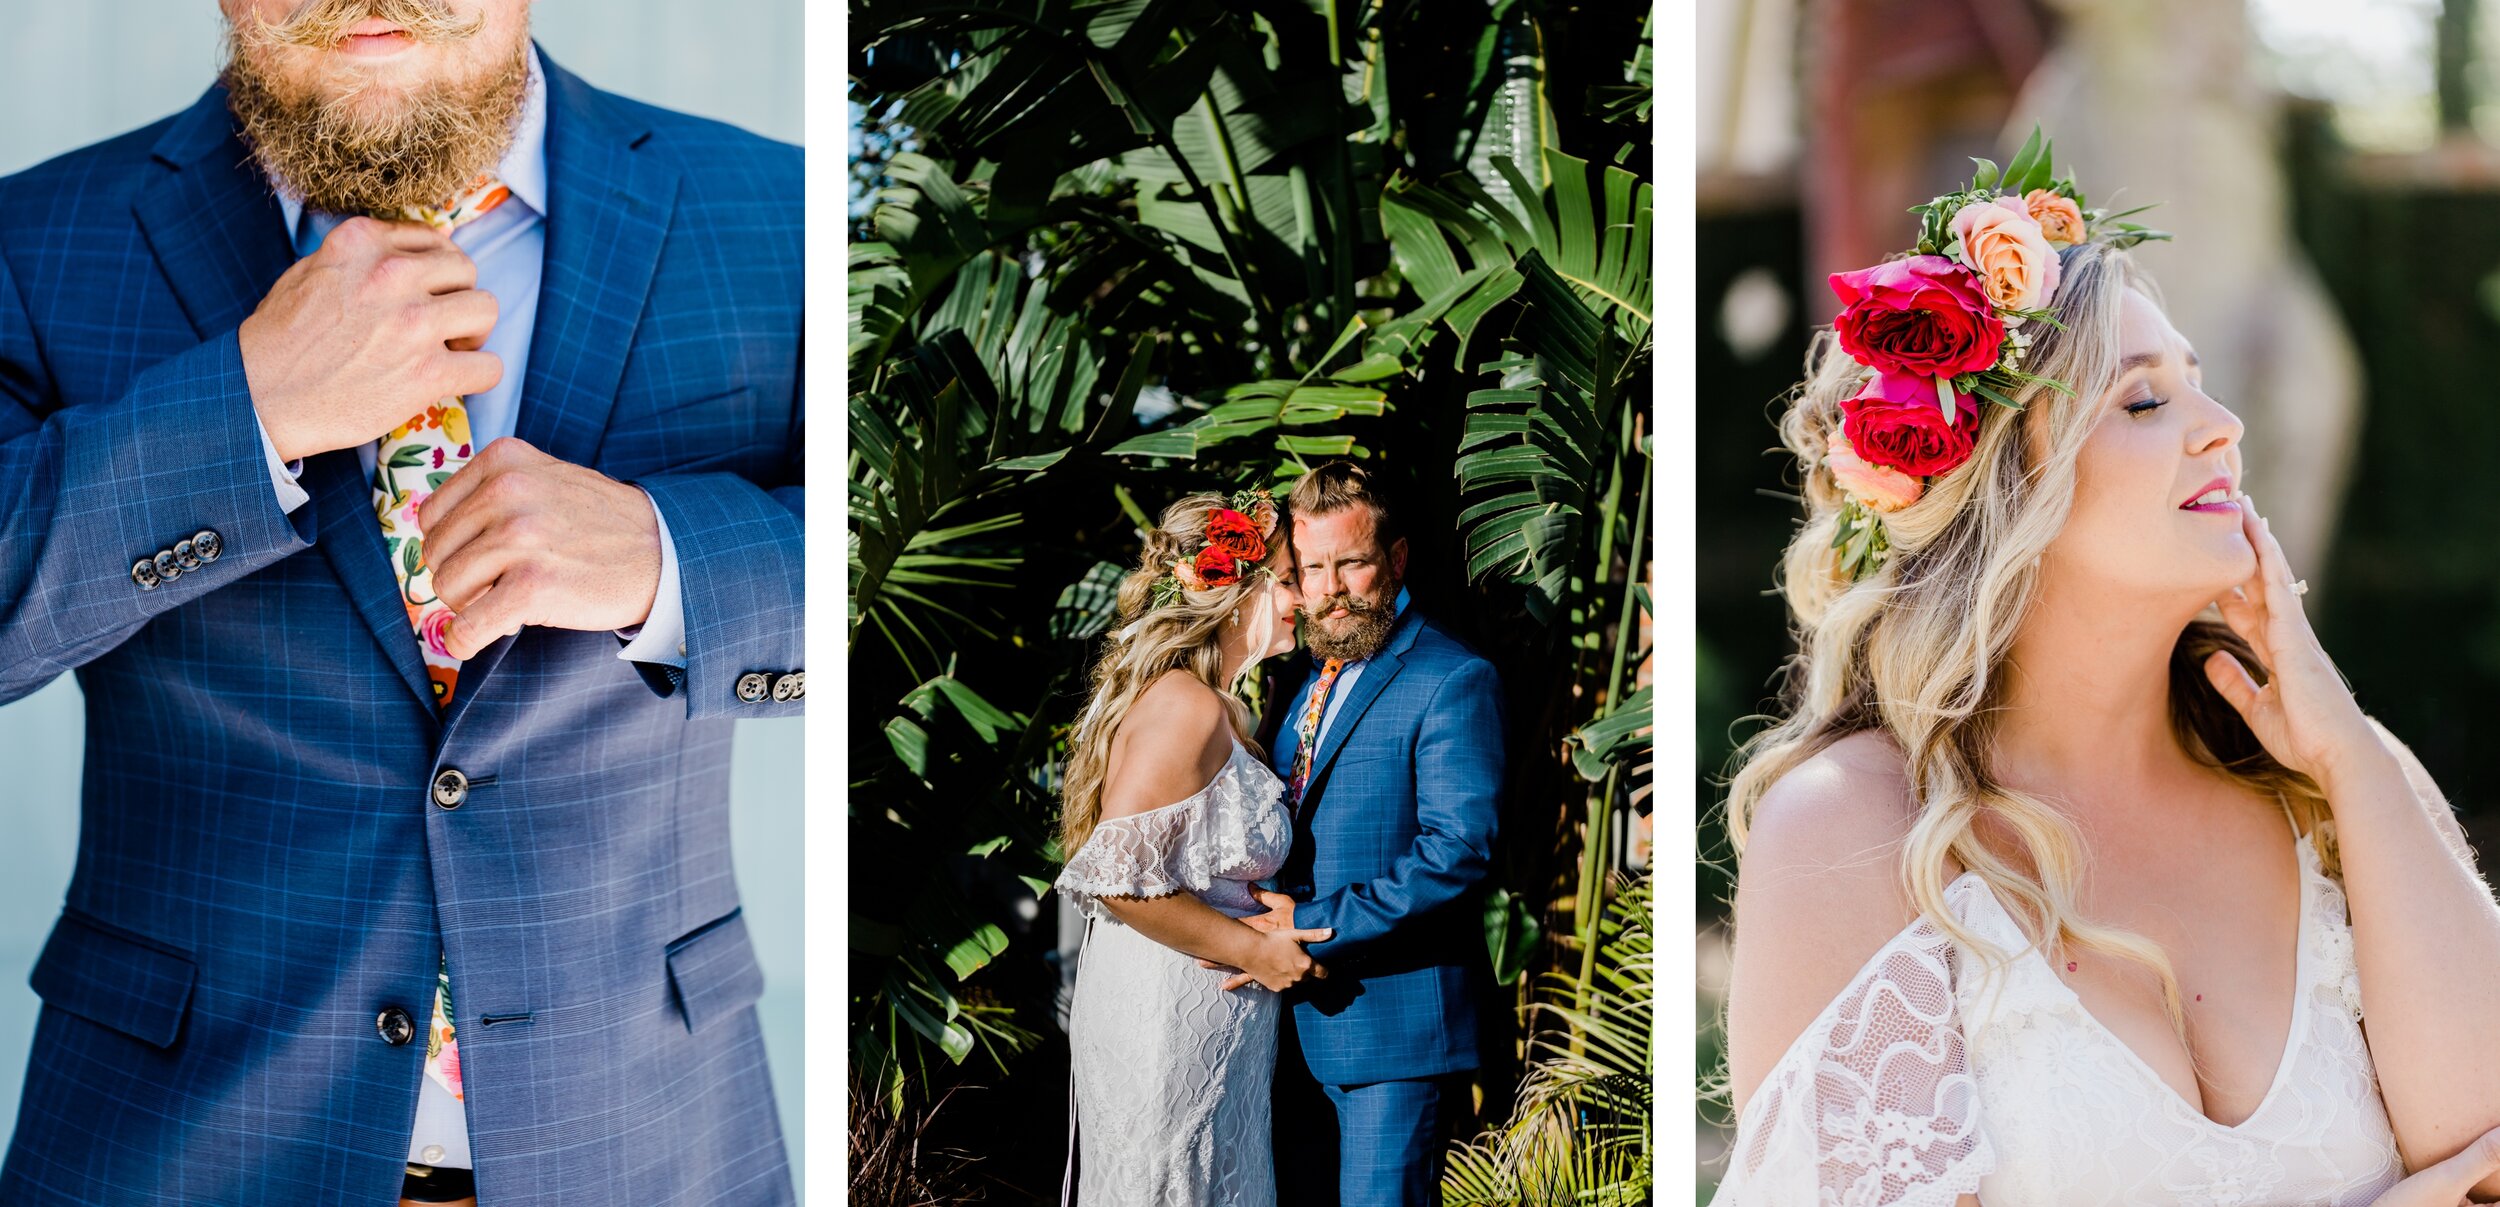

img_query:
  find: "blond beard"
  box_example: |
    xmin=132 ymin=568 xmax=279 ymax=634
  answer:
xmin=1303 ymin=585 xmax=1400 ymax=662
xmin=222 ymin=0 xmax=528 ymax=216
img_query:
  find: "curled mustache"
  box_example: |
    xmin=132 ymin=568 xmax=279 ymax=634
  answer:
xmin=237 ymin=0 xmax=485 ymax=49
xmin=1300 ymin=592 xmax=1382 ymax=621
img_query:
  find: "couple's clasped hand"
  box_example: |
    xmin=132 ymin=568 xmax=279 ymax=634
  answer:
xmin=237 ymin=217 xmax=663 ymax=657
xmin=1194 ymin=889 xmax=1333 ymax=993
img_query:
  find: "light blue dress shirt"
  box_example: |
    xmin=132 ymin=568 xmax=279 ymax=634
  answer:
xmin=1295 ymin=585 xmax=1411 ymax=753
xmin=251 ymin=48 xmax=687 ymax=680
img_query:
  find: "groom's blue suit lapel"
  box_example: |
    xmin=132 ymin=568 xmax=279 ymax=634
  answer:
xmin=135 ymin=88 xmax=449 ymax=715
xmin=1292 ymin=608 xmax=1426 ymax=821
xmin=440 ymin=55 xmax=678 ymax=730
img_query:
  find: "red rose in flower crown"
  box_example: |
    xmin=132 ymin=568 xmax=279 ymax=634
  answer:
xmin=1193 ymin=545 xmax=1242 ymax=587
xmin=1841 ymin=371 xmax=1980 ymax=478
xmin=1829 ymin=255 xmax=2006 ymax=382
xmin=1204 ymin=509 xmax=1266 ymax=564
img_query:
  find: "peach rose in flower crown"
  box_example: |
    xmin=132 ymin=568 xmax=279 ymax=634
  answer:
xmin=1950 ymin=195 xmax=2061 ymax=311
xmin=1825 ymin=431 xmax=1924 ymax=513
xmin=2023 ymin=189 xmax=2085 ymax=247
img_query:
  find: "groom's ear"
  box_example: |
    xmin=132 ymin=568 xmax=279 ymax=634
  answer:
xmin=1388 ymin=535 xmax=1409 ymax=581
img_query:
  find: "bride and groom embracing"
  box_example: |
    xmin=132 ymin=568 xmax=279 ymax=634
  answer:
xmin=1052 ymin=461 xmax=1505 ymax=1207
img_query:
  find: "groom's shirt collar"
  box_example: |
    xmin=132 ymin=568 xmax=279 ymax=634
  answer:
xmin=274 ymin=45 xmax=551 ymax=242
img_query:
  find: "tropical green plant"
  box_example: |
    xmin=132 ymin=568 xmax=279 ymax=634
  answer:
xmin=850 ymin=0 xmax=1655 ymax=1188
xmin=1444 ymin=873 xmax=1654 ymax=1205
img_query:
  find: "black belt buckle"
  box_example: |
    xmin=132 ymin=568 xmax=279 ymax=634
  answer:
xmin=401 ymin=1163 xmax=477 ymax=1202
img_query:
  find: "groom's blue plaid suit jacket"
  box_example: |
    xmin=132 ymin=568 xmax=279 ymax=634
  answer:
xmin=0 ymin=55 xmax=801 ymax=1206
xmin=1265 ymin=606 xmax=1503 ymax=1085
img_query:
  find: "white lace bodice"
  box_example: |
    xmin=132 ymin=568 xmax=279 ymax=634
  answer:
xmin=1055 ymin=737 xmax=1294 ymax=921
xmin=1713 ymin=824 xmax=2403 ymax=1207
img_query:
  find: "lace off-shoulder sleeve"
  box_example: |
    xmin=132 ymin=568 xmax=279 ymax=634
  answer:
xmin=1711 ymin=918 xmax=1993 ymax=1207
xmin=1054 ymin=803 xmax=1199 ymax=923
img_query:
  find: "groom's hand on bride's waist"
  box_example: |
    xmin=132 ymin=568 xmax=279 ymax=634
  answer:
xmin=1240 ymin=889 xmax=1299 ymax=933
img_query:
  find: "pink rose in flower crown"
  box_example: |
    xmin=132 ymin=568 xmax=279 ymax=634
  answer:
xmin=1825 ymin=431 xmax=1923 ymax=512
xmin=1840 ymin=371 xmax=1981 ymax=478
xmin=1829 ymin=256 xmax=2006 ymax=381
xmin=1949 ymin=196 xmax=2061 ymax=311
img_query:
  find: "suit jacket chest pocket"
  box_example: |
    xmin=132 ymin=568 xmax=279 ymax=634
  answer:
xmin=596 ymin=385 xmax=777 ymax=480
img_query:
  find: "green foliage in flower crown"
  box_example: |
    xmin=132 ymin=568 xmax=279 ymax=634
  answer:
xmin=1833 ymin=497 xmax=1892 ymax=582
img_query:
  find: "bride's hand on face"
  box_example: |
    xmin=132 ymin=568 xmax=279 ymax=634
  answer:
xmin=2205 ymin=497 xmax=2380 ymax=782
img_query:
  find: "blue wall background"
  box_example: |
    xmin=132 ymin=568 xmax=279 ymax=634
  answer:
xmin=0 ymin=0 xmax=807 ymax=1185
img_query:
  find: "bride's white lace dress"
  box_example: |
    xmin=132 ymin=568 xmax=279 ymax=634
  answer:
xmin=1712 ymin=813 xmax=2406 ymax=1206
xmin=1054 ymin=736 xmax=1295 ymax=1207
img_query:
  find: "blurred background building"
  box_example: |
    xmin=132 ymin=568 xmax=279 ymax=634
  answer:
xmin=0 ymin=0 xmax=806 ymax=1184
xmin=1698 ymin=0 xmax=2500 ymax=1194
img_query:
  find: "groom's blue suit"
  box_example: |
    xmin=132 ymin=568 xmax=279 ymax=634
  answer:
xmin=0 ymin=58 xmax=801 ymax=1205
xmin=1264 ymin=602 xmax=1503 ymax=1206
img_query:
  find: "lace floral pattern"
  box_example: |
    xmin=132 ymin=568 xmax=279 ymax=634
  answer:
xmin=1061 ymin=739 xmax=1294 ymax=1206
xmin=1056 ymin=741 xmax=1293 ymax=921
xmin=1714 ymin=827 xmax=2403 ymax=1207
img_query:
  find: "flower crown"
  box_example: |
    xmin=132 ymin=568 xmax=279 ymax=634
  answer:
xmin=1821 ymin=127 xmax=2170 ymax=580
xmin=1145 ymin=489 xmax=1282 ymax=610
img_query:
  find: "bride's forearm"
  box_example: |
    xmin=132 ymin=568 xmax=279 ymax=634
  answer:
xmin=1099 ymin=893 xmax=1260 ymax=967
xmin=2318 ymin=742 xmax=2500 ymax=1193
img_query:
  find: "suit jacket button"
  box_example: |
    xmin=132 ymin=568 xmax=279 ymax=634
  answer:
xmin=152 ymin=549 xmax=182 ymax=583
xmin=376 ymin=1006 xmax=417 ymax=1046
xmin=192 ymin=529 xmax=221 ymax=562
xmin=172 ymin=539 xmax=200 ymax=571
xmin=132 ymin=559 xmax=162 ymax=591
xmin=771 ymin=672 xmax=802 ymax=702
xmin=431 ymin=768 xmax=468 ymax=809
xmin=737 ymin=672 xmax=770 ymax=703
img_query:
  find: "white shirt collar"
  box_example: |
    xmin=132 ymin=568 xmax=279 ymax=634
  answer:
xmin=276 ymin=44 xmax=550 ymax=241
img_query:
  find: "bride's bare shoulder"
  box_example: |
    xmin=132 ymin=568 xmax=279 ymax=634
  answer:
xmin=1099 ymin=672 xmax=1235 ymax=821
xmin=1722 ymin=730 xmax=1948 ymax=1112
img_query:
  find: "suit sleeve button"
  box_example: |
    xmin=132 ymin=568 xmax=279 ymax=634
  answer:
xmin=132 ymin=559 xmax=162 ymax=591
xmin=736 ymin=672 xmax=770 ymax=703
xmin=172 ymin=539 xmax=200 ymax=571
xmin=152 ymin=550 xmax=182 ymax=583
xmin=192 ymin=529 xmax=222 ymax=562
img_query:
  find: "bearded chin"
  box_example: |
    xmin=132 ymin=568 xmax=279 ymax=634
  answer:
xmin=222 ymin=33 xmax=529 ymax=217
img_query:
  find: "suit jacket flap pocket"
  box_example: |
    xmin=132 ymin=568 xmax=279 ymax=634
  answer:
xmin=30 ymin=912 xmax=198 ymax=1049
xmin=666 ymin=907 xmax=764 ymax=1034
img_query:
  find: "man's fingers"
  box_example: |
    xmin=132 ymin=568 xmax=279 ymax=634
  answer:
xmin=424 ymin=532 xmax=520 ymax=614
xmin=406 ymin=244 xmax=480 ymax=296
xmin=431 ymin=348 xmax=504 ymax=402
xmin=1220 ymin=973 xmax=1256 ymax=992
xmin=1254 ymin=889 xmax=1295 ymax=911
xmin=1287 ymin=927 xmax=1333 ymax=945
xmin=416 ymin=440 xmax=519 ymax=533
xmin=440 ymin=577 xmax=531 ymax=661
xmin=426 ymin=289 xmax=499 ymax=353
xmin=1308 ymin=961 xmax=1328 ymax=980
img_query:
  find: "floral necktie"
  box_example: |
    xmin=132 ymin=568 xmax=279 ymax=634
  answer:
xmin=372 ymin=173 xmax=512 ymax=713
xmin=1290 ymin=658 xmax=1345 ymax=804
xmin=367 ymin=172 xmax=510 ymax=1111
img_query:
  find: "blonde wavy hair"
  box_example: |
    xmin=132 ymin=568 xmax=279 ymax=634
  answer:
xmin=1725 ymin=242 xmax=2335 ymax=1054
xmin=1058 ymin=493 xmax=1288 ymax=859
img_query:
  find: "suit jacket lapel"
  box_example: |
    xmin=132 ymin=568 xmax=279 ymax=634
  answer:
xmin=306 ymin=452 xmax=443 ymax=711
xmin=444 ymin=54 xmax=677 ymax=725
xmin=132 ymin=89 xmax=443 ymax=713
xmin=132 ymin=88 xmax=295 ymax=355
xmin=511 ymin=55 xmax=676 ymax=468
xmin=1296 ymin=609 xmax=1426 ymax=820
